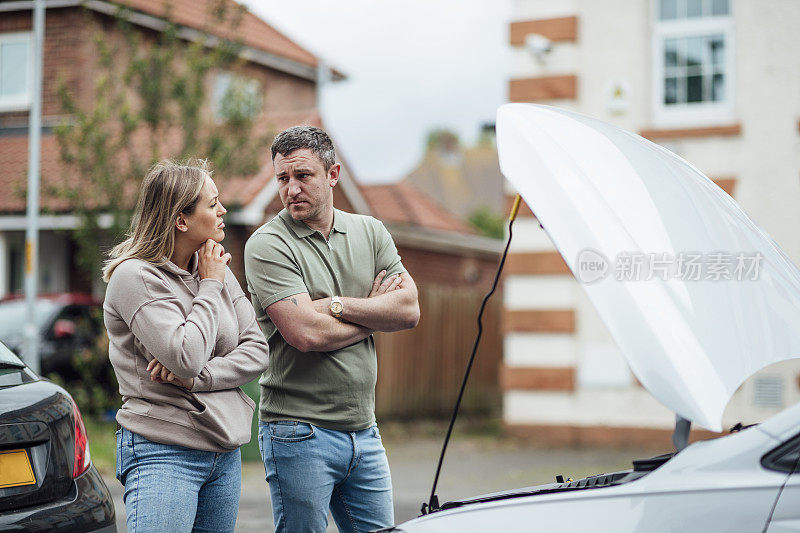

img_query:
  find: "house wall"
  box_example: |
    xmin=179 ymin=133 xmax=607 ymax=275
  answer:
xmin=0 ymin=5 xmax=317 ymax=296
xmin=0 ymin=7 xmax=92 ymax=126
xmin=79 ymin=9 xmax=317 ymax=156
xmin=0 ymin=3 xmax=317 ymax=172
xmin=504 ymin=0 xmax=800 ymax=445
xmin=397 ymin=245 xmax=499 ymax=288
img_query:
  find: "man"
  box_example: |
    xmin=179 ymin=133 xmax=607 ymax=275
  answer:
xmin=244 ymin=126 xmax=420 ymax=532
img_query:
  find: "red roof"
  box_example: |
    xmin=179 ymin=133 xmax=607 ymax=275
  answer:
xmin=115 ymin=0 xmax=319 ymax=69
xmin=360 ymin=181 xmax=475 ymax=234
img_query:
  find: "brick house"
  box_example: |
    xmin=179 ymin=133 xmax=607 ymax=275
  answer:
xmin=0 ymin=0 xmax=503 ymax=417
xmin=0 ymin=0 xmax=329 ymax=295
xmin=502 ymin=0 xmax=800 ymax=445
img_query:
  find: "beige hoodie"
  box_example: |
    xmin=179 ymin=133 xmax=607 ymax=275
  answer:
xmin=104 ymin=254 xmax=269 ymax=452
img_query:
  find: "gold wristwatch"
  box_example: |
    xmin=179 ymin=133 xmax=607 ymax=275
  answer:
xmin=329 ymin=296 xmax=344 ymax=319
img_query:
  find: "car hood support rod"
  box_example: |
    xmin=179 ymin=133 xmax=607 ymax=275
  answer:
xmin=421 ymin=195 xmax=522 ymax=516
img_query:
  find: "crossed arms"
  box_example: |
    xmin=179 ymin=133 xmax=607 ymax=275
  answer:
xmin=266 ymin=270 xmax=420 ymax=353
xmin=138 ymin=273 xmax=269 ymax=391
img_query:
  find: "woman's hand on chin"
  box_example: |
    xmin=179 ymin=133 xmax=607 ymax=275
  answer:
xmin=197 ymin=239 xmax=231 ymax=282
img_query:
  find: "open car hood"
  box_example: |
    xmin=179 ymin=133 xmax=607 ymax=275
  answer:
xmin=496 ymin=103 xmax=800 ymax=431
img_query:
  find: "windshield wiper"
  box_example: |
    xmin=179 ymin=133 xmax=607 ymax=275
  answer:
xmin=439 ymin=469 xmax=639 ymax=511
xmin=0 ymin=361 xmax=26 ymax=369
xmin=440 ymin=484 xmax=607 ymax=510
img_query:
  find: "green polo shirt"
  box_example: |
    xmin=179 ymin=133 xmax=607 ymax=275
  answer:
xmin=244 ymin=208 xmax=405 ymax=431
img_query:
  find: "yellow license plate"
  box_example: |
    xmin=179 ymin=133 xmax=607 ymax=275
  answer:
xmin=0 ymin=449 xmax=35 ymax=488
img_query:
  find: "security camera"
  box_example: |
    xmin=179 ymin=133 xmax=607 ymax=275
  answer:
xmin=524 ymin=33 xmax=552 ymax=58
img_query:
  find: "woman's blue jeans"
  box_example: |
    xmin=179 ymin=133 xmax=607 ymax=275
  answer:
xmin=258 ymin=421 xmax=394 ymax=532
xmin=116 ymin=427 xmax=241 ymax=533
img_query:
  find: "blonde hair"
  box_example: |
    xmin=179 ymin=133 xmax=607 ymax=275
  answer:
xmin=103 ymin=159 xmax=211 ymax=281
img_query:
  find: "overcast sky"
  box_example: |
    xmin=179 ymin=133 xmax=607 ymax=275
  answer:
xmin=242 ymin=0 xmax=512 ymax=183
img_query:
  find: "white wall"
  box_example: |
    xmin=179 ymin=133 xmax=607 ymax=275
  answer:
xmin=506 ymin=0 xmax=800 ymax=433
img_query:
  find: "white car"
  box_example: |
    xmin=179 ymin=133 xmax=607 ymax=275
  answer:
xmin=382 ymin=104 xmax=800 ymax=532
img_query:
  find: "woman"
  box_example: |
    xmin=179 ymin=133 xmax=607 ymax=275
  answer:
xmin=103 ymin=159 xmax=269 ymax=532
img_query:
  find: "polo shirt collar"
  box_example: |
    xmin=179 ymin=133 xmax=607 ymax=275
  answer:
xmin=281 ymin=209 xmax=315 ymax=238
xmin=332 ymin=209 xmax=348 ymax=234
xmin=280 ymin=208 xmax=348 ymax=238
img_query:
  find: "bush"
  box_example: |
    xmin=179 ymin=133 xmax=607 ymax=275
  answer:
xmin=468 ymin=206 xmax=505 ymax=240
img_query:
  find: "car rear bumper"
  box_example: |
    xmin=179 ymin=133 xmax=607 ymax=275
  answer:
xmin=0 ymin=463 xmax=116 ymax=532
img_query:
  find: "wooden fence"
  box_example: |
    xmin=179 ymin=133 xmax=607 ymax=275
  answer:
xmin=374 ymin=283 xmax=502 ymax=419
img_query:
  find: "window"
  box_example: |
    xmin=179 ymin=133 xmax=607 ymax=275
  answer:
xmin=212 ymin=72 xmax=262 ymax=124
xmin=0 ymin=32 xmax=32 ymax=111
xmin=652 ymin=0 xmax=734 ymax=127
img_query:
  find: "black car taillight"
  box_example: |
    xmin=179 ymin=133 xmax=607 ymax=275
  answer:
xmin=71 ymin=400 xmax=91 ymax=478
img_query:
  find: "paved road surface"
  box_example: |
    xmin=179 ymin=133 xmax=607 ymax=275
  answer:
xmin=103 ymin=431 xmax=654 ymax=531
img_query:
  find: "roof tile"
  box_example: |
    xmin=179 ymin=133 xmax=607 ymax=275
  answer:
xmin=115 ymin=0 xmax=318 ymax=68
xmin=360 ymin=181 xmax=475 ymax=234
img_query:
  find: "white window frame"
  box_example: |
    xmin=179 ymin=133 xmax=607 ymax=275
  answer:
xmin=650 ymin=1 xmax=735 ymax=128
xmin=0 ymin=32 xmax=33 ymax=112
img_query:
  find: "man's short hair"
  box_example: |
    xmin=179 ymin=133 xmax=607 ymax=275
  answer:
xmin=271 ymin=126 xmax=336 ymax=171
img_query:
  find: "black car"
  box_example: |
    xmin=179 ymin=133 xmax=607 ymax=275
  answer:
xmin=0 ymin=342 xmax=116 ymax=532
xmin=0 ymin=294 xmax=103 ymax=376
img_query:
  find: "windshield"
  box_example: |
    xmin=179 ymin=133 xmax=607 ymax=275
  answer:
xmin=0 ymin=300 xmax=58 ymax=339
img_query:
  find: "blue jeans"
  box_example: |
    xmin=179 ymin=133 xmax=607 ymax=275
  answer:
xmin=116 ymin=427 xmax=241 ymax=533
xmin=258 ymin=421 xmax=394 ymax=532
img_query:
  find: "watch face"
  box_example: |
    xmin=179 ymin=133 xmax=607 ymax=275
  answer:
xmin=331 ymin=302 xmax=343 ymax=314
